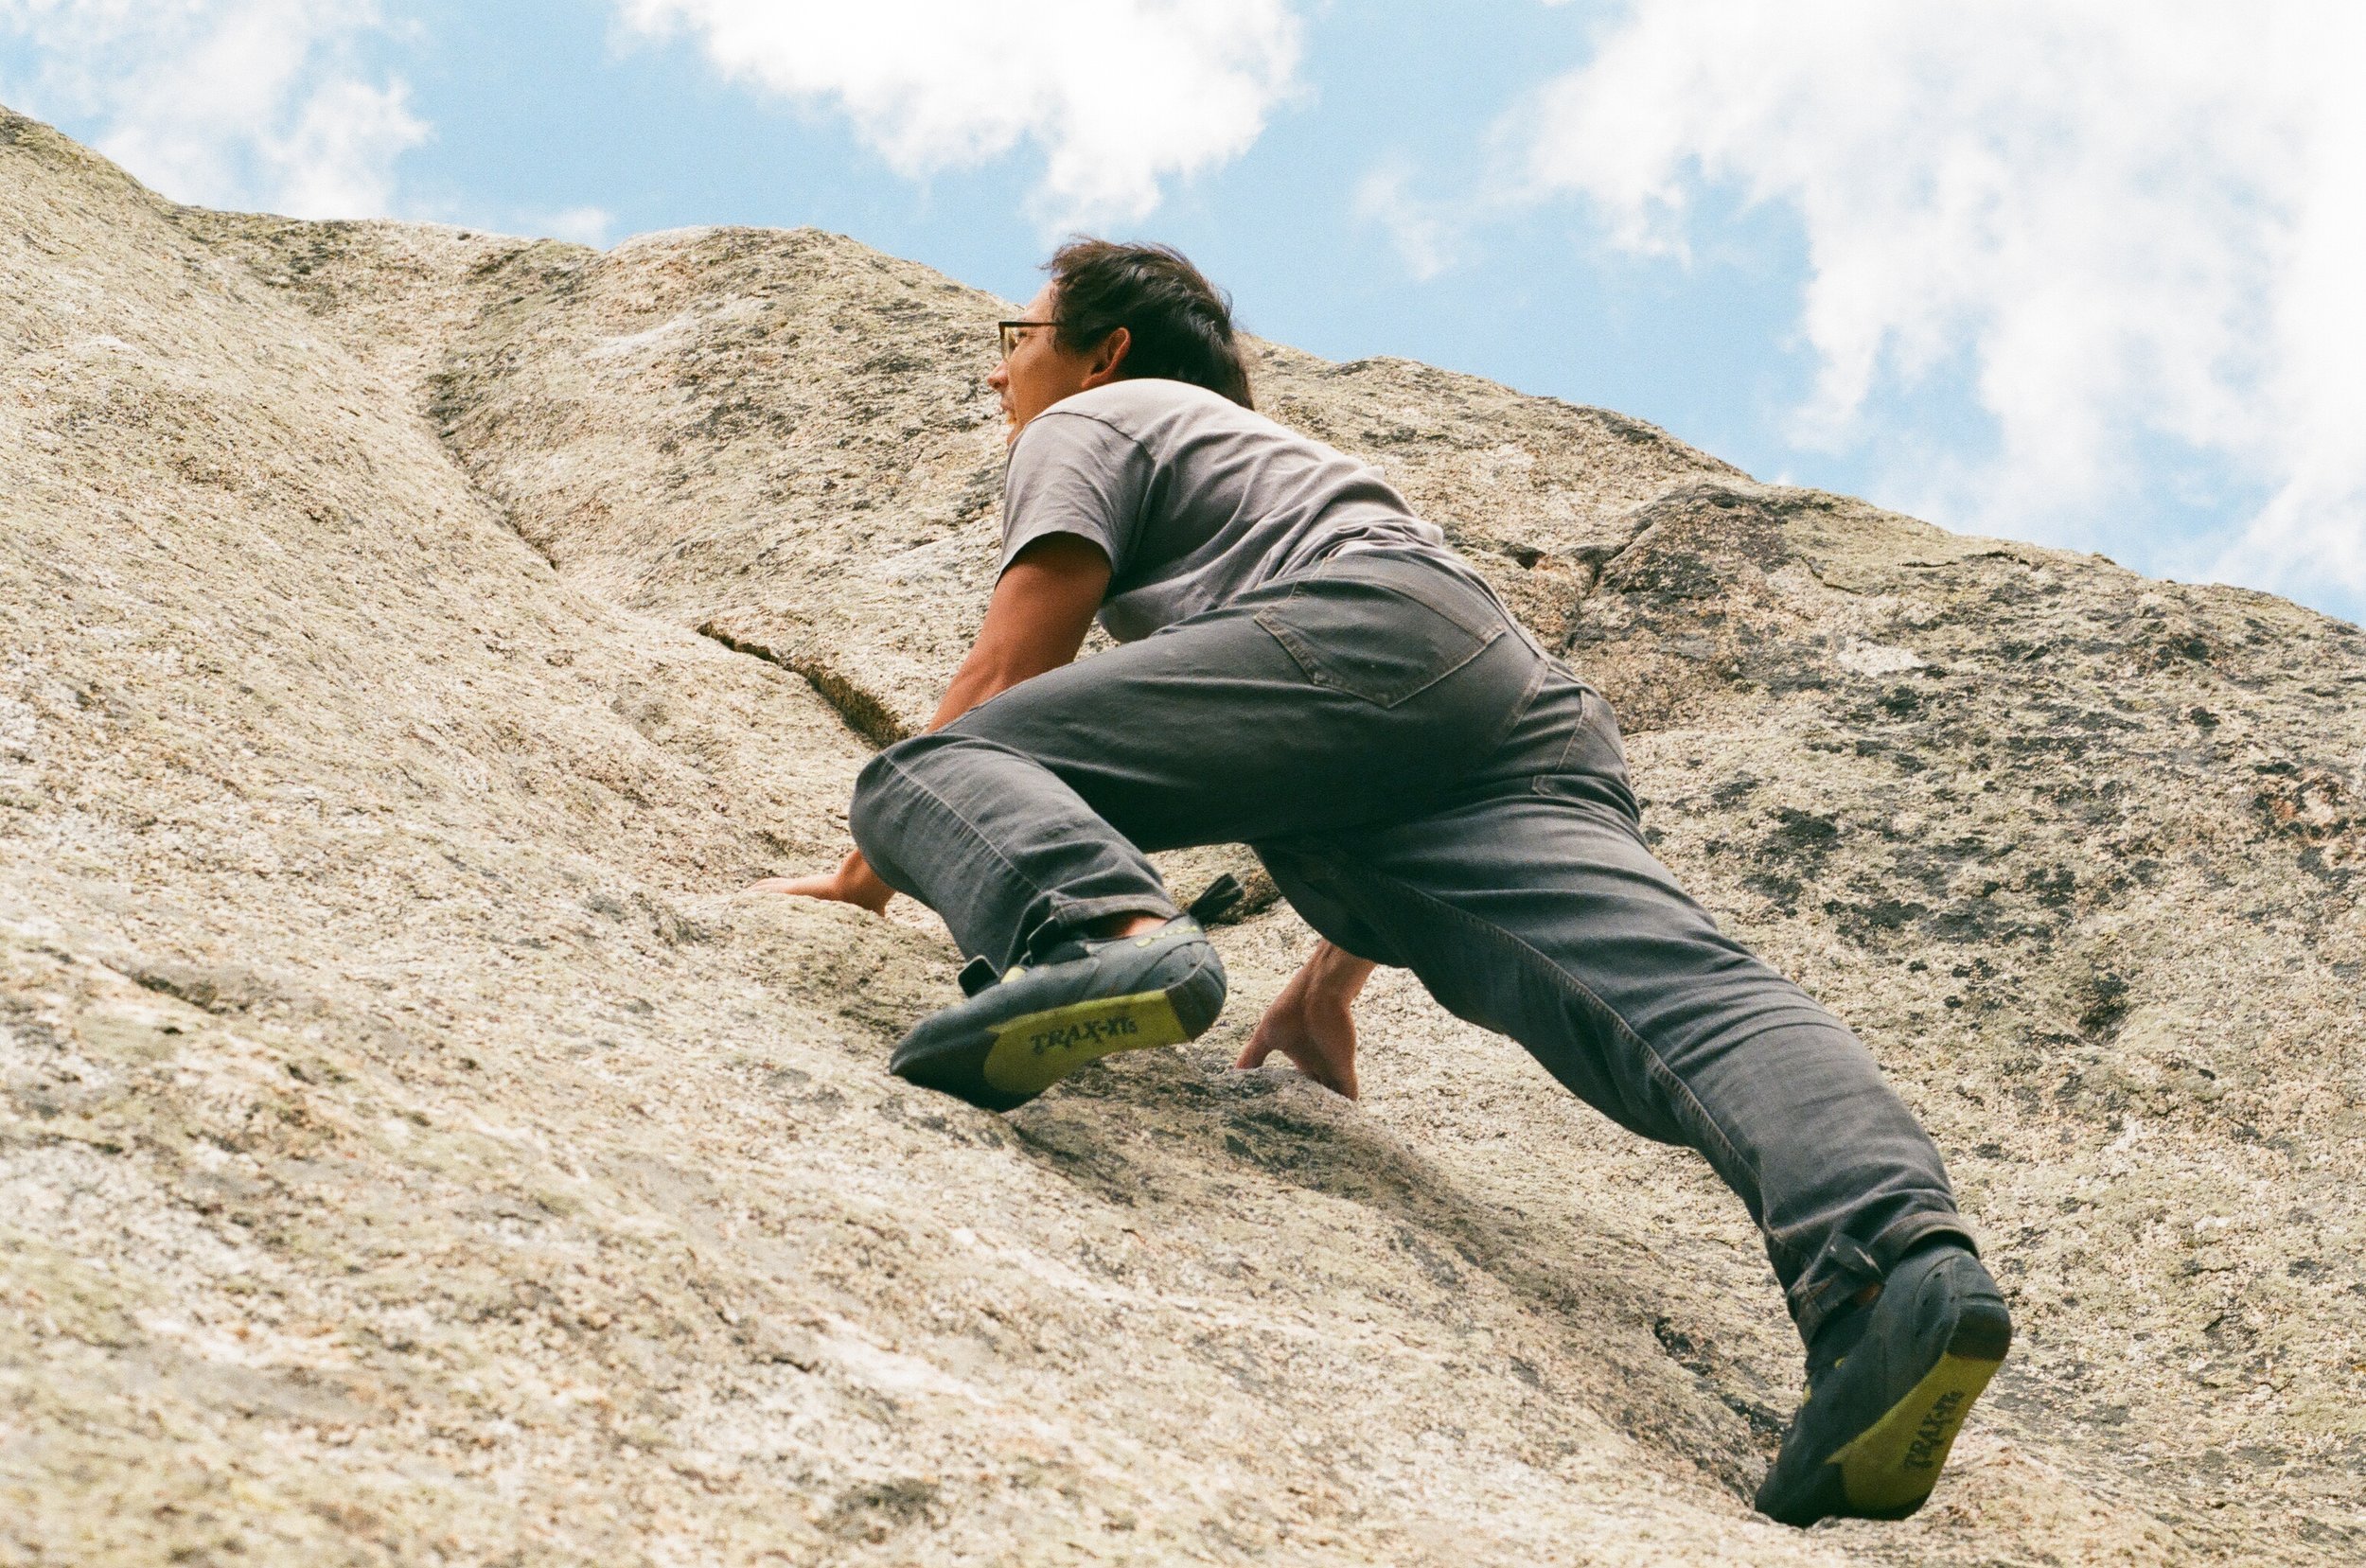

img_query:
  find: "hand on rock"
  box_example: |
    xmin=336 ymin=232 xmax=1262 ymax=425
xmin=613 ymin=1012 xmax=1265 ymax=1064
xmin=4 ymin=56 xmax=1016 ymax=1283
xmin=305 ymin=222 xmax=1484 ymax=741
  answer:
xmin=1235 ymin=955 xmax=1362 ymax=1101
xmin=748 ymin=849 xmax=892 ymax=915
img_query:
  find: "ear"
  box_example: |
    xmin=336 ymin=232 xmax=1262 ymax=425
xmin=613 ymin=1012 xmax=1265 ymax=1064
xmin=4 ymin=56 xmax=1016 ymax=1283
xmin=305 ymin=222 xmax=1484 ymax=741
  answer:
xmin=1080 ymin=326 xmax=1131 ymax=388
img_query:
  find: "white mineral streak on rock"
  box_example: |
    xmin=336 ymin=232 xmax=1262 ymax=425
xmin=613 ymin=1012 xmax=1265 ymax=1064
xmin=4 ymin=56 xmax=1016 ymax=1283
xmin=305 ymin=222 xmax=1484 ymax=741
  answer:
xmin=2 ymin=100 xmax=2359 ymax=1565
xmin=1835 ymin=638 xmax=1930 ymax=678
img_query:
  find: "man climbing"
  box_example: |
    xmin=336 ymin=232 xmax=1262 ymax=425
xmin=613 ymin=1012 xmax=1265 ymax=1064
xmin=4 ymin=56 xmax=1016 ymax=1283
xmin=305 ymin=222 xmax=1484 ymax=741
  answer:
xmin=763 ymin=238 xmax=2010 ymax=1527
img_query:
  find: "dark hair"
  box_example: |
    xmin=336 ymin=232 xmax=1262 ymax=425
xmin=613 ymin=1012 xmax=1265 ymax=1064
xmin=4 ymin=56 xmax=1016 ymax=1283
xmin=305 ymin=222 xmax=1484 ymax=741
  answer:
xmin=1046 ymin=238 xmax=1253 ymax=409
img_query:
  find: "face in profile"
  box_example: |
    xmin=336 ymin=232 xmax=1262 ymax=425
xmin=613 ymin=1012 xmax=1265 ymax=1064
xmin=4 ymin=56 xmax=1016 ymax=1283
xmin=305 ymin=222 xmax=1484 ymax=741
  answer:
xmin=987 ymin=283 xmax=1125 ymax=447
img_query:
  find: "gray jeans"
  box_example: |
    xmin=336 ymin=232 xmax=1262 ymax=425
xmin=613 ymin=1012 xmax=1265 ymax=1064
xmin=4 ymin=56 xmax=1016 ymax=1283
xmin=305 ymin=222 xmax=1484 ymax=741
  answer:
xmin=850 ymin=551 xmax=1971 ymax=1341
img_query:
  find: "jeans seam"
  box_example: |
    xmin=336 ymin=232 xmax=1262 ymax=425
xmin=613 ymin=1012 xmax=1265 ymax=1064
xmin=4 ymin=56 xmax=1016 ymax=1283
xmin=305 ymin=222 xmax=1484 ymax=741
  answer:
xmin=1319 ymin=553 xmax=1503 ymax=639
xmin=1341 ymin=854 xmax=1775 ymax=1245
xmin=1391 ymin=569 xmax=1499 ymax=640
xmin=1252 ymin=608 xmax=1503 ymax=710
xmin=1529 ymin=680 xmax=1593 ymax=791
xmin=1479 ymin=643 xmax=1550 ymax=761
xmin=1282 ymin=557 xmax=1336 ymax=601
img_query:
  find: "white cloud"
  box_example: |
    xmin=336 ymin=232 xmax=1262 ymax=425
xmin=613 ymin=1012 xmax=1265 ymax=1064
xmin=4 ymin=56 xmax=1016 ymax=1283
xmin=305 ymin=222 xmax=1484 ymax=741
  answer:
xmin=537 ymin=204 xmax=617 ymax=248
xmin=614 ymin=0 xmax=1304 ymax=226
xmin=0 ymin=0 xmax=425 ymax=219
xmin=1354 ymin=163 xmax=1459 ymax=282
xmin=1517 ymin=0 xmax=2366 ymax=618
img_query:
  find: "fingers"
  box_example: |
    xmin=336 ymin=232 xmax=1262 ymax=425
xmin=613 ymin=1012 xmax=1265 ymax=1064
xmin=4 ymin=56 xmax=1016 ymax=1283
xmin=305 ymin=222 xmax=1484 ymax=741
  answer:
xmin=1236 ymin=991 xmax=1299 ymax=1070
xmin=744 ymin=872 xmax=870 ymax=906
xmin=1233 ymin=992 xmax=1361 ymax=1101
xmin=747 ymin=845 xmax=894 ymax=914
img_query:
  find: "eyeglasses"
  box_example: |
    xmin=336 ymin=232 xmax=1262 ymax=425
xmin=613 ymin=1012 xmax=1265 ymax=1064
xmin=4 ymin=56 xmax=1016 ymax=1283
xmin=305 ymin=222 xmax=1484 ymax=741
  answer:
xmin=997 ymin=318 xmax=1062 ymax=361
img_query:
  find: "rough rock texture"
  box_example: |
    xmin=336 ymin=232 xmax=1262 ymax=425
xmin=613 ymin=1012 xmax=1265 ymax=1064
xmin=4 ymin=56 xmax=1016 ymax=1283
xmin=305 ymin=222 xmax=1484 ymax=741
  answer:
xmin=3 ymin=104 xmax=2360 ymax=1565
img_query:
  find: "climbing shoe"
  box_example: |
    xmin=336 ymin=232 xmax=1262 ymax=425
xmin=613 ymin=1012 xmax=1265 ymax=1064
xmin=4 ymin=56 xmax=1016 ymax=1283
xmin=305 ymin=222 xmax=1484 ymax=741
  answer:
xmin=889 ymin=913 xmax=1227 ymax=1112
xmin=1756 ymin=1239 xmax=2012 ymax=1526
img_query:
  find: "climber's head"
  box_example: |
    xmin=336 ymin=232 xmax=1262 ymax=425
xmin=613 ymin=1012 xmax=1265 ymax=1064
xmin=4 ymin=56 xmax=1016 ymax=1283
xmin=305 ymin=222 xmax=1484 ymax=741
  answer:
xmin=990 ymin=238 xmax=1253 ymax=444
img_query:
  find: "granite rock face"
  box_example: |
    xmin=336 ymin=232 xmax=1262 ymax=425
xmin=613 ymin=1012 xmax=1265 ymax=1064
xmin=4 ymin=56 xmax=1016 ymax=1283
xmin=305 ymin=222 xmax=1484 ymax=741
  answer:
xmin=4 ymin=104 xmax=2361 ymax=1565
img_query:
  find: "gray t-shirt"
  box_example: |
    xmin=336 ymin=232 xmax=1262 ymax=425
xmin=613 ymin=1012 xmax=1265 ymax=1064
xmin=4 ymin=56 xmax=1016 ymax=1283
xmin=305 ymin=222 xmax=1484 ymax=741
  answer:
xmin=998 ymin=379 xmax=1465 ymax=643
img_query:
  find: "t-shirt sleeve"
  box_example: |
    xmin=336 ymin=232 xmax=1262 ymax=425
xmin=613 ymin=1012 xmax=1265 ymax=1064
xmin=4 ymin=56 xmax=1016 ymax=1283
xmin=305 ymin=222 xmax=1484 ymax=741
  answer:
xmin=998 ymin=411 xmax=1153 ymax=579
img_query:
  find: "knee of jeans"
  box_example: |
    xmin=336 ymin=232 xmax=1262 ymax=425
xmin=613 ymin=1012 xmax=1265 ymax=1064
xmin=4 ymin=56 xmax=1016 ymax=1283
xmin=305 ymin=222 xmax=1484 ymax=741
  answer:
xmin=847 ymin=747 xmax=912 ymax=862
xmin=850 ymin=731 xmax=977 ymax=860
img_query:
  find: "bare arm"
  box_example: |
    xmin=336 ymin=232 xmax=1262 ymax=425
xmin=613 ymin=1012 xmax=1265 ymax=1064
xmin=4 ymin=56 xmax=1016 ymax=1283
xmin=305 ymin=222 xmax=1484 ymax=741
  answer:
xmin=756 ymin=535 xmax=1113 ymax=909
xmin=923 ymin=533 xmax=1112 ymax=730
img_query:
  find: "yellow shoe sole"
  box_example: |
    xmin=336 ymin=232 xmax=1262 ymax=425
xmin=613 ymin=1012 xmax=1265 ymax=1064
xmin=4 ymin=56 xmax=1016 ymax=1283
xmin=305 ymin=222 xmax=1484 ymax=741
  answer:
xmin=1832 ymin=1344 xmax=2006 ymax=1515
xmin=980 ymin=989 xmax=1189 ymax=1099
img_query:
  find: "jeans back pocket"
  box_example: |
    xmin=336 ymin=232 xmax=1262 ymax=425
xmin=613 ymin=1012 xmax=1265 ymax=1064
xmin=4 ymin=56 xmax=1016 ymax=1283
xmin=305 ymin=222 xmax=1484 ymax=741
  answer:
xmin=1253 ymin=557 xmax=1504 ymax=708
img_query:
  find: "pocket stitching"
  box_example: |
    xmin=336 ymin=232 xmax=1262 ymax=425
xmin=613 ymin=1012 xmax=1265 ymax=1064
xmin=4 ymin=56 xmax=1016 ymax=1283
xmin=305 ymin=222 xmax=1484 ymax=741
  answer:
xmin=1319 ymin=555 xmax=1500 ymax=639
xmin=1532 ymin=687 xmax=1591 ymax=795
xmin=1253 ymin=605 xmax=1502 ymax=709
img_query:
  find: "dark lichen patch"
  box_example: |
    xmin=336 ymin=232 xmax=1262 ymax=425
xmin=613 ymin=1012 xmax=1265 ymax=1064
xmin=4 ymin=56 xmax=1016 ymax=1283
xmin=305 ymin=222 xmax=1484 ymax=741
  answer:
xmin=1709 ymin=773 xmax=1760 ymax=807
xmin=1742 ymin=872 xmax=1804 ymax=912
xmin=2078 ymin=973 xmax=2133 ymax=1039
xmin=2024 ymin=865 xmax=2078 ymax=909
xmin=1604 ymin=546 xmax=1730 ymax=603
xmin=1760 ymin=808 xmax=1840 ymax=868
xmin=1921 ymin=899 xmax=2057 ymax=947
xmin=825 ymin=1477 xmax=944 ymax=1542
xmin=1877 ymin=834 xmax=1997 ymax=902
xmin=1822 ymin=896 xmax=1931 ymax=943
xmin=2296 ymin=845 xmax=2358 ymax=888
xmin=2145 ymin=631 xmax=2216 ymax=668
xmin=2251 ymin=766 xmax=2356 ymax=852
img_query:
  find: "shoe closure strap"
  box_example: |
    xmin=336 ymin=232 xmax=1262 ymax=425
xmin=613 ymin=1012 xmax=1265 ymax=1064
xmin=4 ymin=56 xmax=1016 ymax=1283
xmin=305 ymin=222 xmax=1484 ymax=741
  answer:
xmin=994 ymin=874 xmax=1240 ymax=974
xmin=1018 ymin=893 xmax=1181 ymax=966
xmin=1791 ymin=1215 xmax=1983 ymax=1343
xmin=1017 ymin=874 xmax=1249 ymax=974
xmin=1185 ymin=872 xmax=1245 ymax=925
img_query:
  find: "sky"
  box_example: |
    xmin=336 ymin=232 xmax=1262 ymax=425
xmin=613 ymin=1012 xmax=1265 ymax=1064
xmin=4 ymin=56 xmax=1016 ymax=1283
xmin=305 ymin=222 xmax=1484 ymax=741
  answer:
xmin=4 ymin=1 xmax=2359 ymax=627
